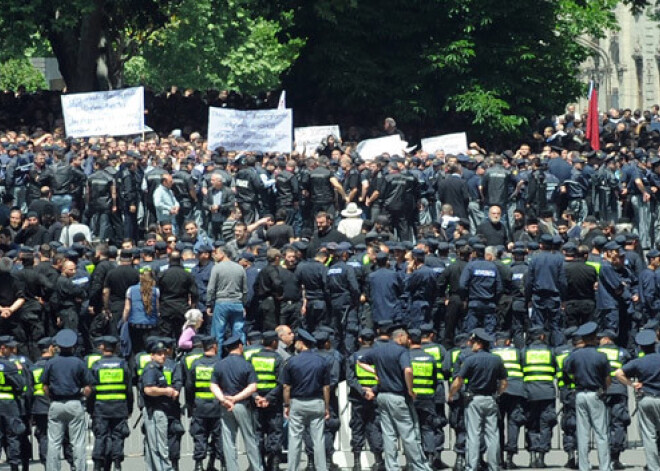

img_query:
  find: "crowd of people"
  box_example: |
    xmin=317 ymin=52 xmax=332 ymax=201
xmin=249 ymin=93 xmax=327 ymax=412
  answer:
xmin=2 ymin=102 xmax=660 ymax=471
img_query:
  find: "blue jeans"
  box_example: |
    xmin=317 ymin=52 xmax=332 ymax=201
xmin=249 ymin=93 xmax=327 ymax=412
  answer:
xmin=212 ymin=302 xmax=245 ymax=350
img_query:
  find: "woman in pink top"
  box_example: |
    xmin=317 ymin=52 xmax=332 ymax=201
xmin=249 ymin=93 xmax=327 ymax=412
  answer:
xmin=178 ymin=308 xmax=204 ymax=350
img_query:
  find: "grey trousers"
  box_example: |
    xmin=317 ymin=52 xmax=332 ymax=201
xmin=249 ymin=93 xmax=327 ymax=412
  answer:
xmin=465 ymin=396 xmax=500 ymax=471
xmin=288 ymin=398 xmax=326 ymax=471
xmin=376 ymin=392 xmax=431 ymax=471
xmin=222 ymin=402 xmax=263 ymax=471
xmin=46 ymin=400 xmax=87 ymax=471
xmin=144 ymin=409 xmax=173 ymax=471
xmin=576 ymin=392 xmax=612 ymax=471
xmin=631 ymin=195 xmax=652 ymax=249
xmin=638 ymin=396 xmax=660 ymax=471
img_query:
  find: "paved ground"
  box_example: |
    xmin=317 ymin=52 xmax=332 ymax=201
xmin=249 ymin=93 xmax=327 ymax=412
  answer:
xmin=1 ymin=446 xmax=651 ymax=470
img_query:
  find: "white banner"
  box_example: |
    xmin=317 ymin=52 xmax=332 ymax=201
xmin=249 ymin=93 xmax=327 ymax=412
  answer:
xmin=61 ymin=87 xmax=145 ymax=138
xmin=356 ymin=135 xmax=407 ymax=160
xmin=294 ymin=125 xmax=340 ymax=153
xmin=421 ymin=132 xmax=468 ymax=155
xmin=208 ymin=108 xmax=292 ymax=153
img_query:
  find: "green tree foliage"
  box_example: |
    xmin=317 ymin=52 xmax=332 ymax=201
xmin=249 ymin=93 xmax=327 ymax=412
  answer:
xmin=272 ymin=0 xmax=625 ymax=141
xmin=124 ymin=0 xmax=303 ymax=94
xmin=0 ymin=59 xmax=47 ymax=92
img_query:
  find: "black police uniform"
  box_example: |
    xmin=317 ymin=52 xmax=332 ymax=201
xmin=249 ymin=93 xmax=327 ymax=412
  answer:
xmin=445 ymin=335 xmax=472 ymax=466
xmin=326 ymin=257 xmax=360 ymax=354
xmin=554 ymin=331 xmax=578 ymax=468
xmin=420 ymin=332 xmax=449 ymax=465
xmin=491 ymin=339 xmax=526 ymax=467
xmin=164 ymin=349 xmax=185 ymax=469
xmin=294 ymin=258 xmax=329 ymax=332
xmin=90 ymin=341 xmax=133 ymax=470
xmin=563 ymin=257 xmax=598 ymax=328
xmin=234 ymin=165 xmax=264 ymax=224
xmin=521 ymin=337 xmax=557 ymax=466
xmin=0 ymin=342 xmax=27 ymax=470
xmin=249 ymin=341 xmax=284 ymax=470
xmin=597 ymin=339 xmax=631 ymax=465
xmin=410 ymin=340 xmax=439 ymax=461
xmin=157 ymin=264 xmax=198 ymax=338
xmin=186 ymin=344 xmax=224 ymax=471
xmin=346 ymin=338 xmax=383 ymax=470
xmin=117 ymin=164 xmax=141 ymax=242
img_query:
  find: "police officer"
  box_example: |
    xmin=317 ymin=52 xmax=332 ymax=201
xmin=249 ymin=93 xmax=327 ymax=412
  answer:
xmin=87 ymin=158 xmax=117 ymax=242
xmin=445 ymin=332 xmax=471 ymax=470
xmin=172 ymin=157 xmax=198 ymax=234
xmin=295 ymin=248 xmax=330 ymax=332
xmin=563 ymin=322 xmax=612 ymax=471
xmin=160 ymin=337 xmax=185 ymax=471
xmin=366 ymin=251 xmax=404 ymax=327
xmin=555 ymin=327 xmax=579 ymax=469
xmin=525 ymin=234 xmax=567 ymax=346
xmin=439 ymin=244 xmax=470 ymax=347
xmin=250 ymin=331 xmax=284 ymax=471
xmin=597 ymin=330 xmax=631 ymax=469
xmin=521 ymin=327 xmax=557 ymax=468
xmin=42 ymin=329 xmax=93 ymax=471
xmin=186 ymin=335 xmax=224 ymax=471
xmin=346 ymin=328 xmax=384 ymax=471
xmin=89 ymin=336 xmax=133 ymax=471
xmin=563 ymin=242 xmax=598 ymax=328
xmin=30 ymin=337 xmax=56 ymax=466
xmin=409 ymin=329 xmax=439 ymax=466
xmin=326 ymin=244 xmax=360 ymax=354
xmin=615 ymin=329 xmax=660 ymax=470
xmin=508 ymin=244 xmax=528 ymax=349
xmin=406 ymin=250 xmax=437 ymax=329
xmin=0 ymin=335 xmax=27 ymax=471
xmin=448 ymin=328 xmax=507 ymax=471
xmin=420 ymin=323 xmax=449 ymax=468
xmin=210 ymin=334 xmax=263 ymax=471
xmin=282 ymin=329 xmax=331 ymax=471
xmin=234 ymin=155 xmax=265 ymax=224
xmin=141 ymin=338 xmax=179 ymax=471
xmin=491 ymin=331 xmax=525 ymax=469
xmin=459 ymin=243 xmax=502 ymax=336
xmin=358 ymin=325 xmax=432 ymax=471
xmin=117 ymin=156 xmax=141 ymax=242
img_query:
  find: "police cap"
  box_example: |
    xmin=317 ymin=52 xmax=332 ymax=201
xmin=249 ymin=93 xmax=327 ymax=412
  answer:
xmin=575 ymin=321 xmax=598 ymax=338
xmin=408 ymin=329 xmax=422 ymax=344
xmin=295 ymin=329 xmax=316 ymax=345
xmin=262 ymin=331 xmax=278 ymax=344
xmin=647 ymin=249 xmax=660 ymax=259
xmin=563 ymin=326 xmax=578 ymax=339
xmin=239 ymin=252 xmax=255 ymax=263
xmin=199 ymin=335 xmax=217 ymax=349
xmin=160 ymin=338 xmax=176 ymax=349
xmin=597 ymin=330 xmax=616 ymax=340
xmin=470 ymin=328 xmax=494 ymax=344
xmin=313 ymin=331 xmax=329 ymax=345
xmin=411 ymin=248 xmax=425 ymax=259
xmin=0 ymin=335 xmax=14 ymax=346
xmin=148 ymin=339 xmax=167 ymax=354
xmin=247 ymin=331 xmax=263 ymax=342
xmin=55 ymin=329 xmax=78 ymax=349
xmin=358 ymin=328 xmax=375 ymax=341
xmin=223 ymin=334 xmax=243 ymax=350
xmin=636 ymin=330 xmax=657 ymax=347
xmin=562 ymin=242 xmax=578 ymax=254
xmin=98 ymin=336 xmax=119 ymax=348
xmin=528 ymin=326 xmax=546 ymax=338
xmin=592 ymin=236 xmax=608 ymax=249
xmin=375 ymin=252 xmax=389 ymax=262
xmin=419 ymin=323 xmax=435 ymax=335
xmin=376 ymin=319 xmax=393 ymax=334
xmin=37 ymin=337 xmax=53 ymax=350
xmin=540 ymin=233 xmax=553 ymax=245
xmin=603 ymin=241 xmax=621 ymax=252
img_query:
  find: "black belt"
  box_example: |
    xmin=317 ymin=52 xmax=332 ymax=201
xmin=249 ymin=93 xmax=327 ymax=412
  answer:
xmin=51 ymin=395 xmax=82 ymax=402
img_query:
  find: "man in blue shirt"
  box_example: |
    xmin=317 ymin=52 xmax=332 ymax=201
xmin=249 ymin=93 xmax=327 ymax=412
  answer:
xmin=281 ymin=329 xmax=330 ymax=471
xmin=563 ymin=322 xmax=611 ymax=471
xmin=42 ymin=329 xmax=93 ymax=471
xmin=358 ymin=325 xmax=432 ymax=471
xmin=210 ymin=334 xmax=261 ymax=471
xmin=448 ymin=328 xmax=507 ymax=471
xmin=459 ymin=244 xmax=502 ymax=336
xmin=616 ymin=330 xmax=660 ymax=471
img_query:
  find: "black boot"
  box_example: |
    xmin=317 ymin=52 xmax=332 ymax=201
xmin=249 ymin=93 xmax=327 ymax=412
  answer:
xmin=374 ymin=452 xmax=385 ymax=471
xmin=114 ymin=459 xmax=122 ymax=471
xmin=172 ymin=460 xmax=179 ymax=471
xmin=305 ymin=456 xmax=315 ymax=471
xmin=352 ymin=452 xmax=361 ymax=471
xmin=505 ymin=452 xmax=518 ymax=469
xmin=529 ymin=452 xmax=537 ymax=468
xmin=433 ymin=451 xmax=450 ymax=469
xmin=564 ymin=451 xmax=578 ymax=470
xmin=194 ymin=460 xmax=204 ymax=471
xmin=93 ymin=461 xmax=104 ymax=471
xmin=453 ymin=454 xmax=465 ymax=471
xmin=271 ymin=454 xmax=281 ymax=471
xmin=207 ymin=454 xmax=218 ymax=471
xmin=612 ymin=454 xmax=625 ymax=470
xmin=10 ymin=465 xmax=19 ymax=471
xmin=537 ymin=452 xmax=546 ymax=469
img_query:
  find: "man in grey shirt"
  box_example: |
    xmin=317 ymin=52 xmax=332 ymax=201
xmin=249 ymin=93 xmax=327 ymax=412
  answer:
xmin=207 ymin=244 xmax=248 ymax=350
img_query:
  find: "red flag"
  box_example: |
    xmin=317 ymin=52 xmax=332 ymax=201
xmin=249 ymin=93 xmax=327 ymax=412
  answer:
xmin=585 ymin=83 xmax=600 ymax=151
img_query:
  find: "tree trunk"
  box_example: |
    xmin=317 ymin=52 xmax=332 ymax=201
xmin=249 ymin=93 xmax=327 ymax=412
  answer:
xmin=47 ymin=0 xmax=110 ymax=92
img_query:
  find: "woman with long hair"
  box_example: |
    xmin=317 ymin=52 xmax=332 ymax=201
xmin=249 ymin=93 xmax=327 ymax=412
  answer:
xmin=122 ymin=268 xmax=160 ymax=355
